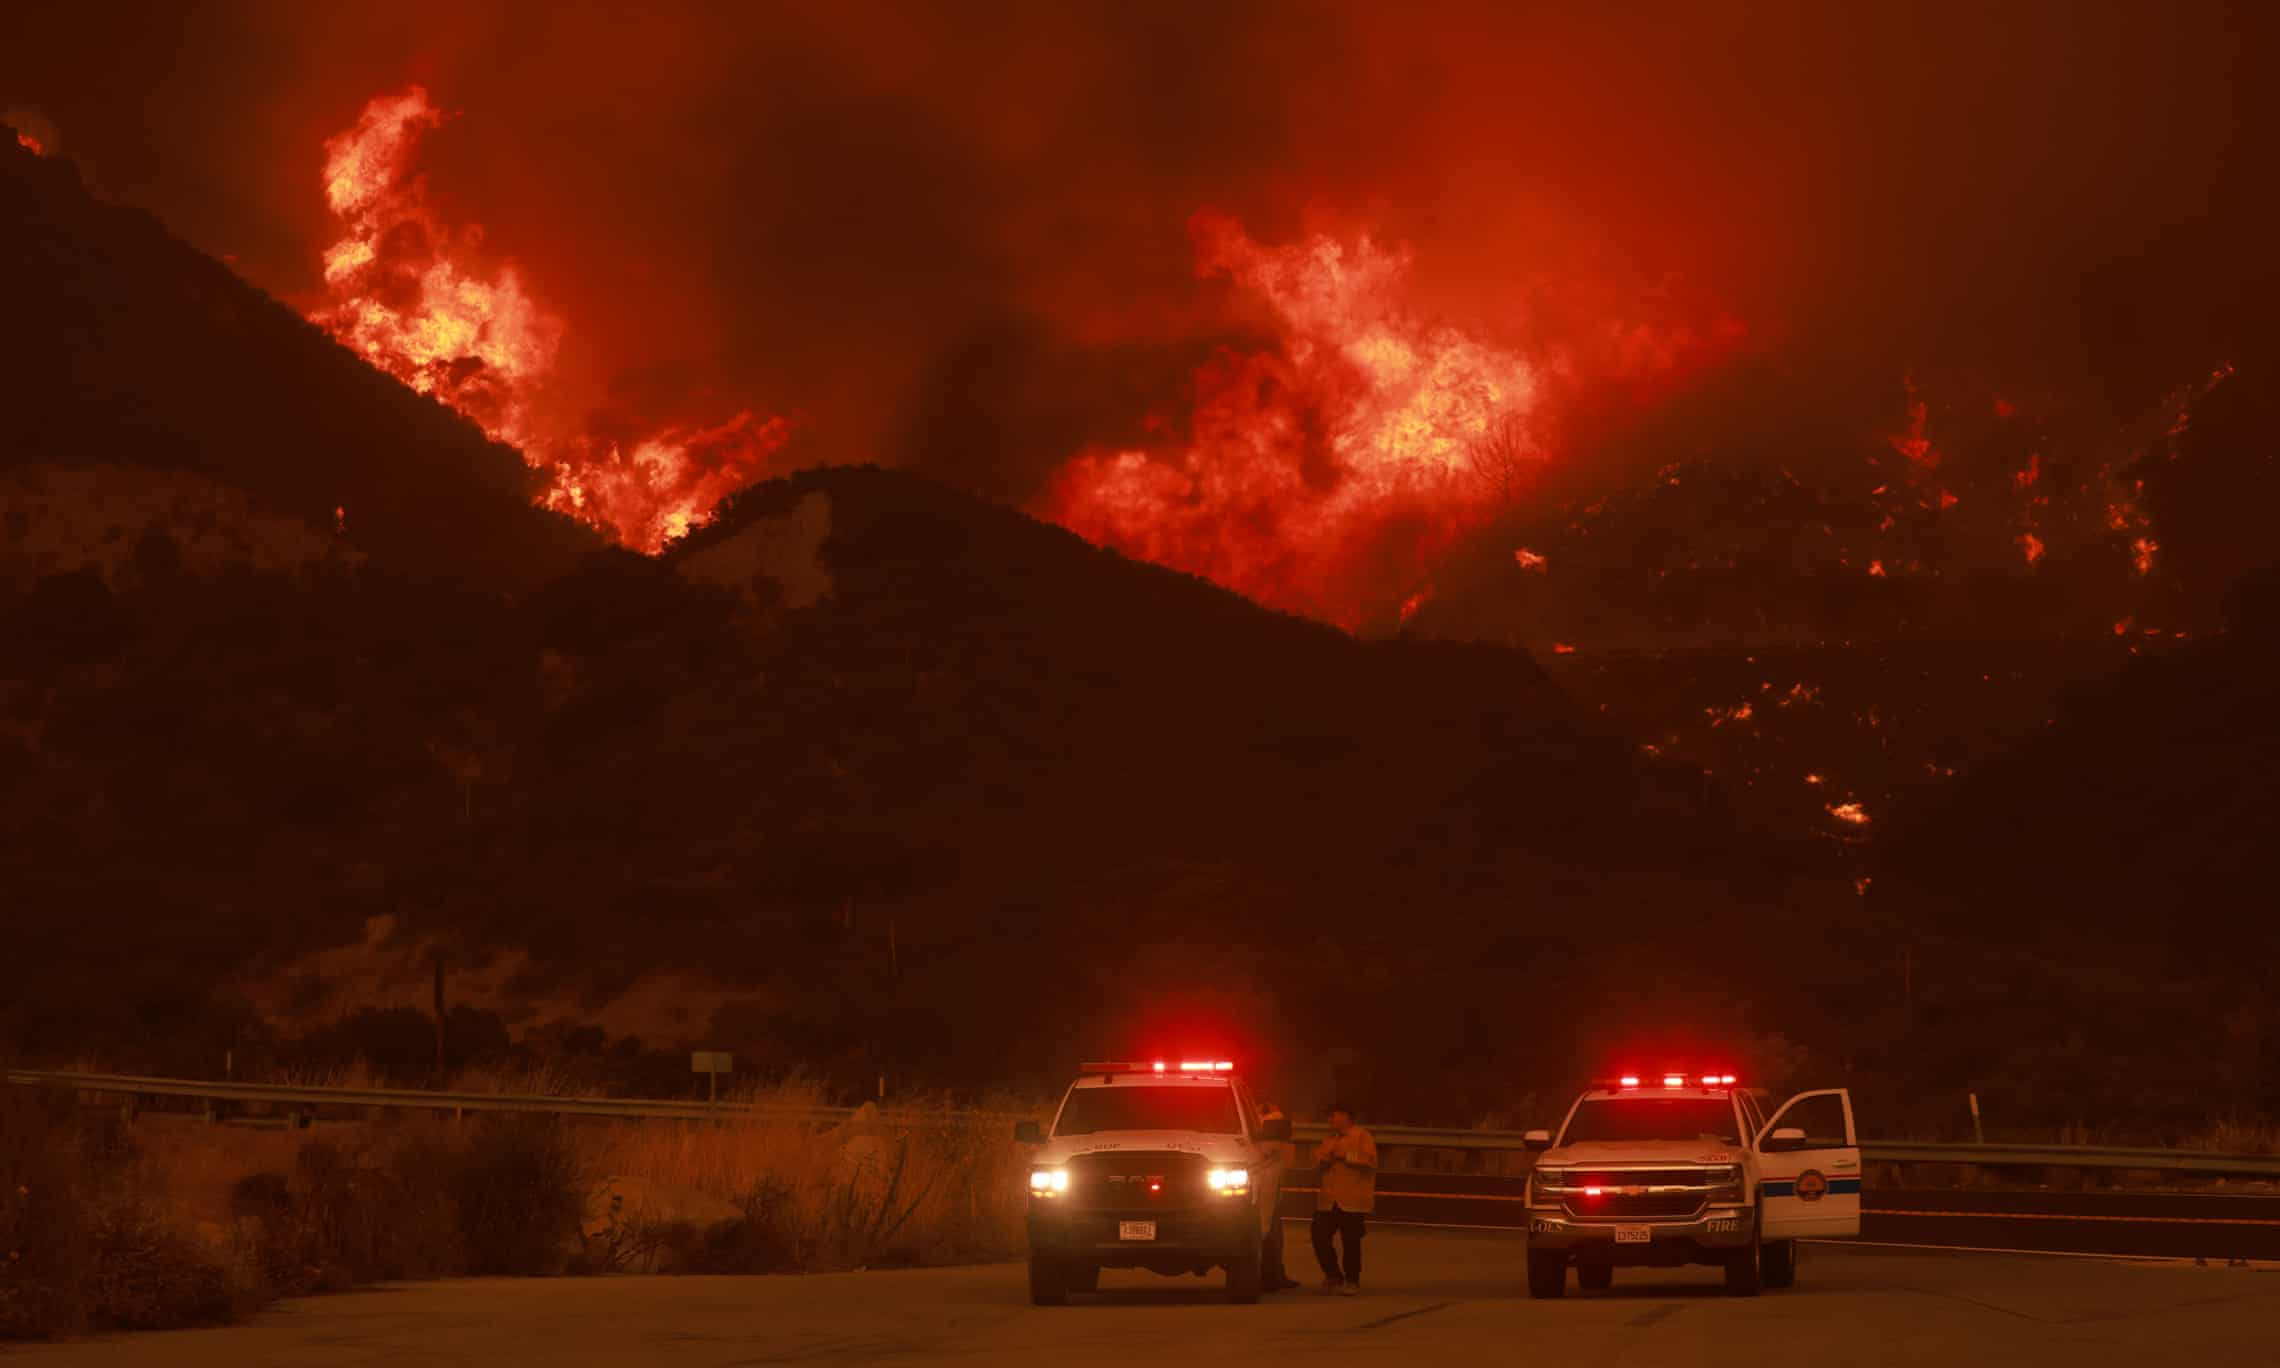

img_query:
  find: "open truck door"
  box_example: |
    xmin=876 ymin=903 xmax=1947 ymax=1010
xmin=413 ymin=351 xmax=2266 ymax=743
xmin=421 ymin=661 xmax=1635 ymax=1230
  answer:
xmin=1755 ymin=1088 xmax=1861 ymax=1239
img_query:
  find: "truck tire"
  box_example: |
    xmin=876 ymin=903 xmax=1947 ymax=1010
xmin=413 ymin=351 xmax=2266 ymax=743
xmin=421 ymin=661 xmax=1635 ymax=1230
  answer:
xmin=1577 ymin=1259 xmax=1614 ymax=1292
xmin=1225 ymin=1235 xmax=1262 ymax=1304
xmin=1724 ymin=1204 xmax=1764 ymax=1297
xmin=1028 ymin=1254 xmax=1069 ymax=1306
xmin=1527 ymin=1248 xmax=1568 ymax=1299
xmin=1761 ymin=1238 xmax=1797 ymax=1289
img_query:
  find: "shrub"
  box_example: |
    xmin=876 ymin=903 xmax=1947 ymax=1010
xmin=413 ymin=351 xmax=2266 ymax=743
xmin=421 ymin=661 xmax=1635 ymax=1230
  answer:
xmin=440 ymin=1119 xmax=588 ymax=1276
xmin=1 ymin=1087 xmax=88 ymax=1337
xmin=2 ymin=1086 xmax=255 ymax=1338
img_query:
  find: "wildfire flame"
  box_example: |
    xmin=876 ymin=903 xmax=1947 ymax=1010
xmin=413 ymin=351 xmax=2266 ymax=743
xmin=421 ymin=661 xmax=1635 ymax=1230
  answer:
xmin=311 ymin=88 xmax=789 ymax=550
xmin=1041 ymin=212 xmax=1736 ymax=627
xmin=13 ymin=130 xmax=41 ymax=156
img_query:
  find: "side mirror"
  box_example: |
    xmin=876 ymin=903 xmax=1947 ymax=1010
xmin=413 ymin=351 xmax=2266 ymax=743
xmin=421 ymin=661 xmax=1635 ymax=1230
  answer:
xmin=1260 ymin=1116 xmax=1292 ymax=1142
xmin=1761 ymin=1125 xmax=1807 ymax=1153
xmin=1523 ymin=1129 xmax=1553 ymax=1151
xmin=1014 ymin=1120 xmax=1042 ymax=1144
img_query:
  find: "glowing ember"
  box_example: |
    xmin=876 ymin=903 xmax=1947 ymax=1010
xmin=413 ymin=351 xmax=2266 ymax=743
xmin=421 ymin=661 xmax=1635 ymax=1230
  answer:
xmin=310 ymin=88 xmax=789 ymax=550
xmin=1867 ymin=559 xmax=1887 ymax=577
xmin=13 ymin=130 xmax=41 ymax=156
xmin=1827 ymin=801 xmax=1870 ymax=826
xmin=2130 ymin=536 xmax=2158 ymax=576
xmin=1552 ymin=642 xmax=1577 ymax=654
xmin=1397 ymin=587 xmax=1431 ymax=625
xmin=1887 ymin=378 xmax=1940 ymax=470
xmin=1513 ymin=547 xmax=1548 ymax=570
xmin=2019 ymin=532 xmax=2045 ymax=565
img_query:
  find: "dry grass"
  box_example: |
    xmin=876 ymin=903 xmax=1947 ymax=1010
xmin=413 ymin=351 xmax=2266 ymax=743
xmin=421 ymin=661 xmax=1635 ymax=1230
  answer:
xmin=2181 ymin=1118 xmax=2280 ymax=1155
xmin=578 ymin=1080 xmax=1030 ymax=1272
xmin=5 ymin=1077 xmax=1036 ymax=1339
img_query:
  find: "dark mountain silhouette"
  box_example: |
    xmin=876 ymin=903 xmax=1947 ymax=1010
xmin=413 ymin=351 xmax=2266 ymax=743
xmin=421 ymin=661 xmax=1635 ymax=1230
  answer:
xmin=1866 ymin=564 xmax=2280 ymax=1125
xmin=1 ymin=126 xmax=596 ymax=591
xmin=5 ymin=120 xmax=2275 ymax=1130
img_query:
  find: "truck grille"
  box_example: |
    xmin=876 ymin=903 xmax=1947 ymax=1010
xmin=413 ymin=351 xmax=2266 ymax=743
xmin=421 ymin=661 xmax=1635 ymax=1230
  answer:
xmin=1066 ymin=1150 xmax=1210 ymax=1210
xmin=1548 ymin=1166 xmax=1727 ymax=1222
xmin=1565 ymin=1192 xmax=1707 ymax=1221
xmin=1564 ymin=1169 xmax=1718 ymax=1188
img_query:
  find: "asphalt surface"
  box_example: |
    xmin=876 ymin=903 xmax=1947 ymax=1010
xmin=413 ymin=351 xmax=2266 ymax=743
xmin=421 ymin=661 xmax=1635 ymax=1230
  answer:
xmin=15 ymin=1228 xmax=2280 ymax=1366
xmin=1278 ymin=1174 xmax=2280 ymax=1261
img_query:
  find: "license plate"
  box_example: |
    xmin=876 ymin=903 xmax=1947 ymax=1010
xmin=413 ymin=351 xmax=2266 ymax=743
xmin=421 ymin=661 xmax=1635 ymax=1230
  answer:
xmin=1119 ymin=1221 xmax=1156 ymax=1242
xmin=1614 ymin=1225 xmax=1652 ymax=1244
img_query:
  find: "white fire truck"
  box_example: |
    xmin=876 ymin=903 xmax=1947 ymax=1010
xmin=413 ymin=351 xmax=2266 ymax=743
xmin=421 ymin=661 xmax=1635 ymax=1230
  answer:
xmin=1014 ymin=1059 xmax=1288 ymax=1306
xmin=1522 ymin=1072 xmax=1860 ymax=1296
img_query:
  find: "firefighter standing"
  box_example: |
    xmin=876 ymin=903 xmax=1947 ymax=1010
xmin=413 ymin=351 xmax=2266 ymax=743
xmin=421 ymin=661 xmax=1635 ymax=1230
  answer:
xmin=1311 ymin=1101 xmax=1377 ymax=1295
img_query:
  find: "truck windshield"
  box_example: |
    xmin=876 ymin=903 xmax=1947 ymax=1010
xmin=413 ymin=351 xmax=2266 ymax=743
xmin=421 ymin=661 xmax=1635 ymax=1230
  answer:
xmin=1054 ymin=1086 xmax=1243 ymax=1136
xmin=1560 ymin=1097 xmax=1739 ymax=1145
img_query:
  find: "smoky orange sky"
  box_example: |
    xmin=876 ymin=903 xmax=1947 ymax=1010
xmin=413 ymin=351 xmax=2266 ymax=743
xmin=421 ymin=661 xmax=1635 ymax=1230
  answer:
xmin=5 ymin=1 xmax=2277 ymax=611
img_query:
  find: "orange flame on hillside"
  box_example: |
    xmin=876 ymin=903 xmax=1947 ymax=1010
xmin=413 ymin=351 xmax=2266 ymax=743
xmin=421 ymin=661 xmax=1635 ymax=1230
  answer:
xmin=1042 ymin=212 xmax=1737 ymax=626
xmin=13 ymin=130 xmax=42 ymax=156
xmin=312 ymin=88 xmax=790 ymax=550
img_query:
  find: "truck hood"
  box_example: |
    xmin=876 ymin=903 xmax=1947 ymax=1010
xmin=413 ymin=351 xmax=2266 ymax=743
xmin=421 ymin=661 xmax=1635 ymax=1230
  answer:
xmin=1031 ymin=1129 xmax=1255 ymax=1167
xmin=1537 ymin=1139 xmax=1742 ymax=1168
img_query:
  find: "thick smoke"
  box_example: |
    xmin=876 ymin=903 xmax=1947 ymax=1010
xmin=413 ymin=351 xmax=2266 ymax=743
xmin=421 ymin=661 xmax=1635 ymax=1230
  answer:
xmin=5 ymin=1 xmax=2277 ymax=596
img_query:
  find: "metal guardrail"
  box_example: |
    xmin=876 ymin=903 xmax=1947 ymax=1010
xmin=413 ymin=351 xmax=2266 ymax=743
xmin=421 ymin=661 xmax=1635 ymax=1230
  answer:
xmin=10 ymin=1069 xmax=2280 ymax=1177
xmin=2 ymin=1069 xmax=1017 ymax=1127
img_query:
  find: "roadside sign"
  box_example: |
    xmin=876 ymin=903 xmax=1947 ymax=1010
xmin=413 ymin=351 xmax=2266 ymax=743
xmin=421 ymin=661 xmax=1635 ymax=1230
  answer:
xmin=692 ymin=1051 xmax=733 ymax=1103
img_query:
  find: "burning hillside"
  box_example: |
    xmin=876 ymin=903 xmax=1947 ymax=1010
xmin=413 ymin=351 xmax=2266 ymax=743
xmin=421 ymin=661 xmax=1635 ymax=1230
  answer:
xmin=312 ymin=88 xmax=793 ymax=550
xmin=1040 ymin=212 xmax=1743 ymax=626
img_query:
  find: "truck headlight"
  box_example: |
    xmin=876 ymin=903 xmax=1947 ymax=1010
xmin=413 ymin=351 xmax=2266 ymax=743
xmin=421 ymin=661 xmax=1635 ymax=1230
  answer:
xmin=1030 ymin=1168 xmax=1070 ymax=1195
xmin=1206 ymin=1167 xmax=1249 ymax=1193
xmin=1705 ymin=1165 xmax=1744 ymax=1202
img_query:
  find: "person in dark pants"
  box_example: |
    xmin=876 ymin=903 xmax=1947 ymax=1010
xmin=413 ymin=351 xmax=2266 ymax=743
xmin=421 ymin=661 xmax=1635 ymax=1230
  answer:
xmin=1310 ymin=1101 xmax=1377 ymax=1295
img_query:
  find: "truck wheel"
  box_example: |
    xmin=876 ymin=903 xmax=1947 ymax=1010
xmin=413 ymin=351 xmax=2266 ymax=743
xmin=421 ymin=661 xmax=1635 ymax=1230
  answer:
xmin=1225 ymin=1235 xmax=1262 ymax=1304
xmin=1761 ymin=1239 xmax=1797 ymax=1289
xmin=1028 ymin=1254 xmax=1068 ymax=1306
xmin=1724 ymin=1206 xmax=1764 ymax=1297
xmin=1527 ymin=1248 xmax=1568 ymax=1299
xmin=1577 ymin=1259 xmax=1614 ymax=1292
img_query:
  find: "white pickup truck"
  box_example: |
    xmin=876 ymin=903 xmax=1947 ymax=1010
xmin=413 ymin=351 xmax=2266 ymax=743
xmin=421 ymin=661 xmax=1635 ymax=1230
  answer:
xmin=1522 ymin=1072 xmax=1860 ymax=1296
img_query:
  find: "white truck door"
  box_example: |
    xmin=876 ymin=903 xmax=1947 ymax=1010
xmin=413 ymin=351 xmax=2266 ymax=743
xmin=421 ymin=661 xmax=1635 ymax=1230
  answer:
xmin=1755 ymin=1088 xmax=1861 ymax=1239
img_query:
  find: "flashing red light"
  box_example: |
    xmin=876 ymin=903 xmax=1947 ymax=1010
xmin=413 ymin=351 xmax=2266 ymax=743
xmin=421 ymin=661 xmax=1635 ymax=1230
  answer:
xmin=1618 ymin=1075 xmax=1641 ymax=1089
xmin=1583 ymin=1186 xmax=1604 ymax=1197
xmin=1149 ymin=1180 xmax=1162 ymax=1194
xmin=1082 ymin=1059 xmax=1236 ymax=1076
xmin=1662 ymin=1074 xmax=1685 ymax=1088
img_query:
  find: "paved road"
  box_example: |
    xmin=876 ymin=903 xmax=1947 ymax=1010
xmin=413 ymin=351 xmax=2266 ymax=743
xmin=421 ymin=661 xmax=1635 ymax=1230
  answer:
xmin=14 ymin=1230 xmax=2279 ymax=1366
xmin=1280 ymin=1172 xmax=2280 ymax=1261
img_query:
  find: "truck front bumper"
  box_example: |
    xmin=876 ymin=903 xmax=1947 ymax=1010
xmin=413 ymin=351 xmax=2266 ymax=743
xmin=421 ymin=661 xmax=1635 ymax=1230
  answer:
xmin=1526 ymin=1206 xmax=1755 ymax=1264
xmin=1027 ymin=1199 xmax=1256 ymax=1269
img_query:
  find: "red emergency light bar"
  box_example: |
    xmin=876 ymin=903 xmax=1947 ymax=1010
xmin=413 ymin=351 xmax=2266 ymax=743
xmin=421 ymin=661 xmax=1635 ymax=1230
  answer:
xmin=1605 ymin=1071 xmax=1738 ymax=1090
xmin=1079 ymin=1060 xmax=1236 ymax=1075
